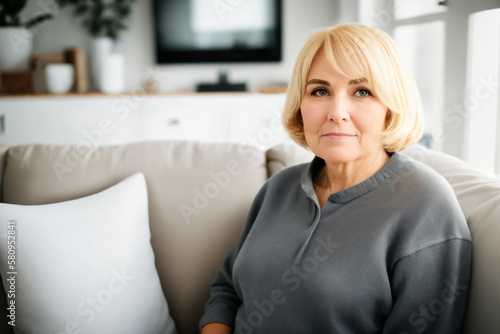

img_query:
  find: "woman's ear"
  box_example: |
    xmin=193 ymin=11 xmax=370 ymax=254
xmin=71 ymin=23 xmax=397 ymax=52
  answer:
xmin=297 ymin=109 xmax=304 ymax=126
xmin=384 ymin=108 xmax=392 ymax=129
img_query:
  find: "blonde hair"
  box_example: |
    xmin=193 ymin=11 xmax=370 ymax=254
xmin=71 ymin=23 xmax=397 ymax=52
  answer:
xmin=283 ymin=24 xmax=423 ymax=152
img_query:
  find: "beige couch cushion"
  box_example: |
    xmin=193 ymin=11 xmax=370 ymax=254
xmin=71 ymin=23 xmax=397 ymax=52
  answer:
xmin=1 ymin=140 xmax=267 ymax=334
xmin=265 ymin=143 xmax=314 ymax=177
xmin=402 ymin=144 xmax=500 ymax=333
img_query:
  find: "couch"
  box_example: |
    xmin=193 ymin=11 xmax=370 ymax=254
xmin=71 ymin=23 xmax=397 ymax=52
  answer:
xmin=0 ymin=140 xmax=498 ymax=333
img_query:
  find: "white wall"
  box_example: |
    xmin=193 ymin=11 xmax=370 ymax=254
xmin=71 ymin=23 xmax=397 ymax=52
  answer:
xmin=22 ymin=0 xmax=338 ymax=92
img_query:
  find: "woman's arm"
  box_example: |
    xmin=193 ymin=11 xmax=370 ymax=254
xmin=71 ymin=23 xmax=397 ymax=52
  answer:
xmin=199 ymin=182 xmax=270 ymax=330
xmin=201 ymin=323 xmax=233 ymax=334
xmin=382 ymin=239 xmax=472 ymax=334
xmin=198 ymin=253 xmax=242 ymax=329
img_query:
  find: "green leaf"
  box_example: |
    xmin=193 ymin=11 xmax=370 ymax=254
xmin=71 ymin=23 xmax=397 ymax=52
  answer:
xmin=0 ymin=0 xmax=26 ymax=26
xmin=53 ymin=0 xmax=137 ymax=40
xmin=25 ymin=13 xmax=54 ymax=29
xmin=2 ymin=0 xmax=27 ymax=16
xmin=74 ymin=4 xmax=89 ymax=16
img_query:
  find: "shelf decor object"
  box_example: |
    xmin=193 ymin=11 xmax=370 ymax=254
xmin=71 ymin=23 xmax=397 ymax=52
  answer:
xmin=0 ymin=0 xmax=54 ymax=72
xmin=64 ymin=47 xmax=88 ymax=93
xmin=91 ymin=36 xmax=114 ymax=93
xmin=31 ymin=52 xmax=66 ymax=93
xmin=0 ymin=71 xmax=33 ymax=94
xmin=44 ymin=63 xmax=74 ymax=94
xmin=56 ymin=0 xmax=137 ymax=94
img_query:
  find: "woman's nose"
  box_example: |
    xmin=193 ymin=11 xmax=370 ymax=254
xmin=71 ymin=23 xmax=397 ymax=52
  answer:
xmin=327 ymin=95 xmax=350 ymax=123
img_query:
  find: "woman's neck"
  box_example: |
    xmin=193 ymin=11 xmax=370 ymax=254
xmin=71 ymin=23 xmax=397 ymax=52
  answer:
xmin=314 ymin=149 xmax=390 ymax=208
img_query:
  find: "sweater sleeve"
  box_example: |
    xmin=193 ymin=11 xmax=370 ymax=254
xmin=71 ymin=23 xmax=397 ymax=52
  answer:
xmin=382 ymin=238 xmax=472 ymax=334
xmin=198 ymin=183 xmax=269 ymax=330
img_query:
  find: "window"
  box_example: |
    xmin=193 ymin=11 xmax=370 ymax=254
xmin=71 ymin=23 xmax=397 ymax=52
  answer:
xmin=466 ymin=8 xmax=500 ymax=175
xmin=393 ymin=21 xmax=445 ymax=150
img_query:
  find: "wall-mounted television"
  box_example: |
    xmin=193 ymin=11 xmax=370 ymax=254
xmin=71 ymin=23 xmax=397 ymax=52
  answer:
xmin=153 ymin=0 xmax=282 ymax=64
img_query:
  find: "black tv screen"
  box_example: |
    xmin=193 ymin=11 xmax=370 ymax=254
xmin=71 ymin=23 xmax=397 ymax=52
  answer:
xmin=153 ymin=0 xmax=282 ymax=64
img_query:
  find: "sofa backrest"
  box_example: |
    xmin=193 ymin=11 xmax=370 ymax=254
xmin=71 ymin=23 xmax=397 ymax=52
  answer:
xmin=0 ymin=140 xmax=268 ymax=334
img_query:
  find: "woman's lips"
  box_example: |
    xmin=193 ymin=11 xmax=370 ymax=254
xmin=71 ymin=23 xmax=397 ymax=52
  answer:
xmin=323 ymin=132 xmax=356 ymax=139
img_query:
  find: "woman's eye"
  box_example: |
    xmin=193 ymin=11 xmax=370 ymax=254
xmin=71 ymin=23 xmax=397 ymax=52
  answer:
xmin=355 ymin=89 xmax=371 ymax=97
xmin=313 ymin=89 xmax=329 ymax=96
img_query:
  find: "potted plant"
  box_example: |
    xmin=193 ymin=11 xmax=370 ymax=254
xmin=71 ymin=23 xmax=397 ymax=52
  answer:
xmin=57 ymin=0 xmax=137 ymax=93
xmin=0 ymin=0 xmax=54 ymax=71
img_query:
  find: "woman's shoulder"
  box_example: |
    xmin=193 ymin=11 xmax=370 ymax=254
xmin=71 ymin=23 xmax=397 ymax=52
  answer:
xmin=385 ymin=153 xmax=471 ymax=257
xmin=390 ymin=152 xmax=469 ymax=226
xmin=388 ymin=152 xmax=456 ymax=198
xmin=384 ymin=152 xmax=468 ymax=230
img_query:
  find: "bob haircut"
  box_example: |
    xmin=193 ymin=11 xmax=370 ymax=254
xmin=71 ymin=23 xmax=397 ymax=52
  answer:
xmin=283 ymin=24 xmax=423 ymax=152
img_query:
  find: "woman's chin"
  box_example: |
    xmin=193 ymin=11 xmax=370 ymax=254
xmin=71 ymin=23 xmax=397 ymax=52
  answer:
xmin=314 ymin=146 xmax=358 ymax=164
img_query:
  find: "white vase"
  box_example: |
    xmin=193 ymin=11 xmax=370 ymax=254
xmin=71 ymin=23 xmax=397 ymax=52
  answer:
xmin=100 ymin=54 xmax=124 ymax=94
xmin=91 ymin=37 xmax=125 ymax=93
xmin=91 ymin=37 xmax=113 ymax=91
xmin=0 ymin=27 xmax=33 ymax=71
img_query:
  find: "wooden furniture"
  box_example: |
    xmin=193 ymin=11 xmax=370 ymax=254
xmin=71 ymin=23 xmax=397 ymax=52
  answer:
xmin=0 ymin=92 xmax=291 ymax=149
xmin=0 ymin=71 xmax=33 ymax=94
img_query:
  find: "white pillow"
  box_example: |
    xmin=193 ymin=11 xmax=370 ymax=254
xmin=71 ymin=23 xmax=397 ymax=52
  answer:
xmin=0 ymin=173 xmax=177 ymax=334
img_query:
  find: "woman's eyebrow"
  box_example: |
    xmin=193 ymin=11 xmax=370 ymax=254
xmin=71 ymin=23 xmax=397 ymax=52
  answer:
xmin=348 ymin=78 xmax=367 ymax=85
xmin=306 ymin=78 xmax=367 ymax=86
xmin=306 ymin=79 xmax=330 ymax=86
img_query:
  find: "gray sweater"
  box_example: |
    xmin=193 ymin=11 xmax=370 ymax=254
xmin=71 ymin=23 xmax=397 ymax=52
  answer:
xmin=200 ymin=152 xmax=472 ymax=333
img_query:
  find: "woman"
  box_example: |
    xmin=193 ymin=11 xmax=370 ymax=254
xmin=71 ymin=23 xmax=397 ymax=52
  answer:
xmin=199 ymin=24 xmax=471 ymax=333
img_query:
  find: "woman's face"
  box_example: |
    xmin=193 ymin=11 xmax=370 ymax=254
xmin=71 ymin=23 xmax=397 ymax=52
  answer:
xmin=300 ymin=50 xmax=388 ymax=166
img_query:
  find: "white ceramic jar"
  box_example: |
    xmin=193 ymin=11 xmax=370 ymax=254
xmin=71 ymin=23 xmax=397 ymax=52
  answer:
xmin=45 ymin=64 xmax=74 ymax=94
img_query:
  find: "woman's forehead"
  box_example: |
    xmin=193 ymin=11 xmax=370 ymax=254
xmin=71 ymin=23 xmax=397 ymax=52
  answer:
xmin=309 ymin=47 xmax=367 ymax=81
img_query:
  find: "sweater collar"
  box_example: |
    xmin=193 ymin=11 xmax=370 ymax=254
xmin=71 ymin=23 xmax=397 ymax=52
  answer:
xmin=301 ymin=152 xmax=402 ymax=205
